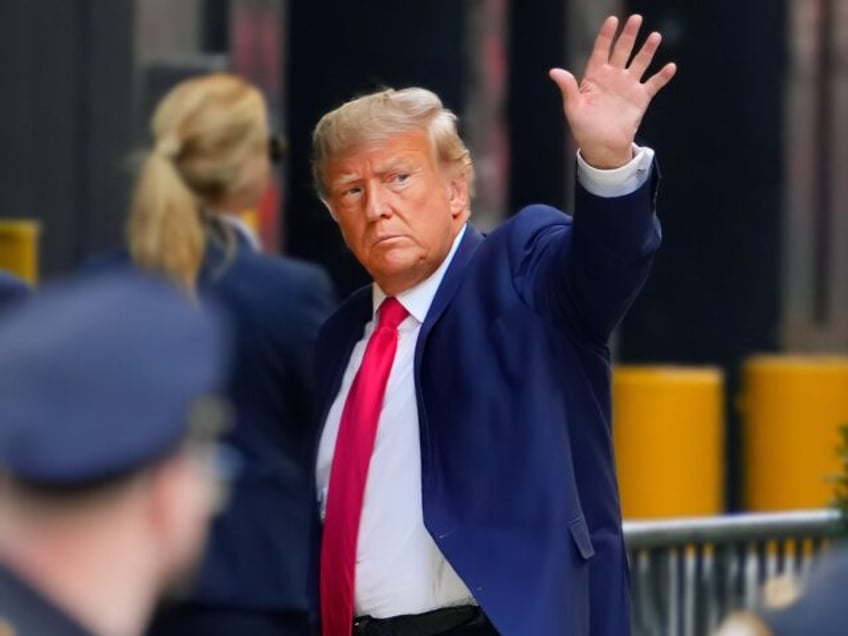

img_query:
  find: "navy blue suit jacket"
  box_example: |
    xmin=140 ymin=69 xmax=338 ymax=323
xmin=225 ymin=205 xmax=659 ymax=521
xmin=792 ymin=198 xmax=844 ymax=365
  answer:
xmin=88 ymin=236 xmax=335 ymax=613
xmin=314 ymin=176 xmax=660 ymax=635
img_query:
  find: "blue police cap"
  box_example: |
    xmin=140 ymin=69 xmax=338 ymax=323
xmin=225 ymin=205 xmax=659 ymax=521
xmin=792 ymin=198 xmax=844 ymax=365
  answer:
xmin=0 ymin=272 xmax=229 ymax=484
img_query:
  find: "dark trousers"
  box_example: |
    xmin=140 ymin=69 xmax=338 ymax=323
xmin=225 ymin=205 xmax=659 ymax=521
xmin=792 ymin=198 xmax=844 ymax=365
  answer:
xmin=353 ymin=621 xmax=497 ymax=635
xmin=353 ymin=622 xmax=497 ymax=636
xmin=444 ymin=621 xmax=498 ymax=635
xmin=147 ymin=604 xmax=312 ymax=636
xmin=352 ymin=606 xmax=498 ymax=636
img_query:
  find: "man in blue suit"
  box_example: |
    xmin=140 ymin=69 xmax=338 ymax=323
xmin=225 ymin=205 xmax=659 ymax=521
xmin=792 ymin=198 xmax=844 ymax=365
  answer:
xmin=311 ymin=15 xmax=676 ymax=635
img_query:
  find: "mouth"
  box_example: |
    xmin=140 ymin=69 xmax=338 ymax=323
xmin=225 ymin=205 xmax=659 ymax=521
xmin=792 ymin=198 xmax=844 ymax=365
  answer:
xmin=373 ymin=235 xmax=406 ymax=247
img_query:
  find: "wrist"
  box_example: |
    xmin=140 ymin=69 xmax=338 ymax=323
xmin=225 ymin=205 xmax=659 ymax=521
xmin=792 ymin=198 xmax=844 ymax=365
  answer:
xmin=579 ymin=146 xmax=635 ymax=171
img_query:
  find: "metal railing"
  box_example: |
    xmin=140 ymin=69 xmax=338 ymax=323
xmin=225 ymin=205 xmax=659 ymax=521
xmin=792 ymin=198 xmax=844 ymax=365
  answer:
xmin=623 ymin=510 xmax=845 ymax=636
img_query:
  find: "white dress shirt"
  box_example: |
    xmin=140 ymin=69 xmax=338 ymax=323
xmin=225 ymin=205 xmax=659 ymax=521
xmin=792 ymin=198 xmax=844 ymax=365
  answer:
xmin=221 ymin=213 xmax=261 ymax=251
xmin=316 ymin=147 xmax=654 ymax=618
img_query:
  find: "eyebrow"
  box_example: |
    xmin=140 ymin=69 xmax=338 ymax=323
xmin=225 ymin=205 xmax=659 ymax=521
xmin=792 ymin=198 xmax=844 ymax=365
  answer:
xmin=330 ymin=174 xmax=361 ymax=190
xmin=330 ymin=158 xmax=420 ymax=191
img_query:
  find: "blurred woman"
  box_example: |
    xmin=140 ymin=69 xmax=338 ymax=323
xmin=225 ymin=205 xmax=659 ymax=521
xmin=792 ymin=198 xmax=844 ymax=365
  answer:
xmin=124 ymin=73 xmax=335 ymax=636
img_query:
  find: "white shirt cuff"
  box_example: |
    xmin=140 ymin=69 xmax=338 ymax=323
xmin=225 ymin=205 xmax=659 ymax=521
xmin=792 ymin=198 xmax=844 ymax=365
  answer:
xmin=576 ymin=145 xmax=655 ymax=198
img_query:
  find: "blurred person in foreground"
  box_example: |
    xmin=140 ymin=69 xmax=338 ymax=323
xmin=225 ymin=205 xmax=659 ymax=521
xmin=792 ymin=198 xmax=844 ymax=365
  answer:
xmin=0 ymin=272 xmax=229 ymax=636
xmin=716 ymin=548 xmax=848 ymax=636
xmin=0 ymin=270 xmax=29 ymax=309
xmin=311 ymin=14 xmax=676 ymax=636
xmin=94 ymin=73 xmax=335 ymax=635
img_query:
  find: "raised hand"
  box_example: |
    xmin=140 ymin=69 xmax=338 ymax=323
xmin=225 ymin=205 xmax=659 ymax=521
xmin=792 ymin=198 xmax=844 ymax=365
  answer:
xmin=549 ymin=15 xmax=677 ymax=169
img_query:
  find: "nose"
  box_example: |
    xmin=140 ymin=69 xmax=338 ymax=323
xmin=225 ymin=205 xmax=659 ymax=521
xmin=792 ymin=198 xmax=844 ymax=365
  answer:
xmin=364 ymin=183 xmax=392 ymax=221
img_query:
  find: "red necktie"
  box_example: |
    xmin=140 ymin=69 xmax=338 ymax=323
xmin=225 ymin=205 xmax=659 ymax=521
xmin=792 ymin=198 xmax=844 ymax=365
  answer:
xmin=320 ymin=297 xmax=409 ymax=636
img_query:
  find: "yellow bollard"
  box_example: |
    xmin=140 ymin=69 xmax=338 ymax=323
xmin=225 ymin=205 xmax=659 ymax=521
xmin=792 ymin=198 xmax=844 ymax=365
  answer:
xmin=741 ymin=355 xmax=848 ymax=511
xmin=613 ymin=366 xmax=724 ymax=519
xmin=0 ymin=220 xmax=41 ymax=284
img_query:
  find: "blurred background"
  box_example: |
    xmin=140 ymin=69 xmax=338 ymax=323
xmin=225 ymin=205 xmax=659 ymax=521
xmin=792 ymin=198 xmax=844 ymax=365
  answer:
xmin=1 ymin=0 xmax=847 ymax=520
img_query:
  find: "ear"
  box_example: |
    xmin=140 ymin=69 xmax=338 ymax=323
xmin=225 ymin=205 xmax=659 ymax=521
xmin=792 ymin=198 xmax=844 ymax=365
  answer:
xmin=146 ymin=458 xmax=184 ymax=546
xmin=447 ymin=171 xmax=469 ymax=219
xmin=145 ymin=455 xmax=213 ymax=581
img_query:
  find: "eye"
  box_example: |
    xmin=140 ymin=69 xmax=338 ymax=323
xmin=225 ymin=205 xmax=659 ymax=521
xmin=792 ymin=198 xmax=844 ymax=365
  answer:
xmin=341 ymin=185 xmax=363 ymax=198
xmin=391 ymin=173 xmax=410 ymax=185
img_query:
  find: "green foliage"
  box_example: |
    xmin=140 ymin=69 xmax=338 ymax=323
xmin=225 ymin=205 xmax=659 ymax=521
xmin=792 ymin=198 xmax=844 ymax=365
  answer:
xmin=831 ymin=424 xmax=848 ymax=534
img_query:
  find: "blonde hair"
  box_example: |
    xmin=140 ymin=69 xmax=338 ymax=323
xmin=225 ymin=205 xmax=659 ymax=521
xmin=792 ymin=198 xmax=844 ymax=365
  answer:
xmin=127 ymin=73 xmax=268 ymax=291
xmin=311 ymin=87 xmax=474 ymax=201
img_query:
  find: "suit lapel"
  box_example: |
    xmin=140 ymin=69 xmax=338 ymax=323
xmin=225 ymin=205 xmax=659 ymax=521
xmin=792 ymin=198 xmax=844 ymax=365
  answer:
xmin=315 ymin=286 xmax=372 ymax=440
xmin=417 ymin=223 xmax=484 ymax=355
xmin=412 ymin=223 xmax=484 ymax=526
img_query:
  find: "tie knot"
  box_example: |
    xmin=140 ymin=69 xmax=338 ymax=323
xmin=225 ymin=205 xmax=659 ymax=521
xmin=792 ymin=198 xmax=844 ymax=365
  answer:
xmin=378 ymin=297 xmax=408 ymax=330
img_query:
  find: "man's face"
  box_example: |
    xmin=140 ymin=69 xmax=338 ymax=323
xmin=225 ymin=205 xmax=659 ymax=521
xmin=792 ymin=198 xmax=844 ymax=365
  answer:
xmin=324 ymin=130 xmax=469 ymax=295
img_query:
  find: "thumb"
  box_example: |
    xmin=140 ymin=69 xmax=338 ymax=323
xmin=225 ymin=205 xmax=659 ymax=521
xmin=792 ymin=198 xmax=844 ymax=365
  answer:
xmin=548 ymin=68 xmax=579 ymax=109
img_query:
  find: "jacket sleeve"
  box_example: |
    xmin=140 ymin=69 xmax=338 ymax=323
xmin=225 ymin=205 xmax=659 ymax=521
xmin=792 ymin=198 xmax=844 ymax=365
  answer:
xmin=513 ymin=165 xmax=662 ymax=345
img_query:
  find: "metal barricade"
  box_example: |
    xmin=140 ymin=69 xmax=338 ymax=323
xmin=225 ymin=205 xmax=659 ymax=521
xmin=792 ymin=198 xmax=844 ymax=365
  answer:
xmin=623 ymin=510 xmax=844 ymax=636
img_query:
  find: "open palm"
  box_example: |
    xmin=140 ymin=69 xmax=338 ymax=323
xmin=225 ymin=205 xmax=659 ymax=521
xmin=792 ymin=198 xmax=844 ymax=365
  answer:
xmin=550 ymin=15 xmax=677 ymax=169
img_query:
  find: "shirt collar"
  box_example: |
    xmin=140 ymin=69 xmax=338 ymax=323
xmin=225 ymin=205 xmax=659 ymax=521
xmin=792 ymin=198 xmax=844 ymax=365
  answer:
xmin=219 ymin=213 xmax=261 ymax=252
xmin=372 ymin=224 xmax=468 ymax=324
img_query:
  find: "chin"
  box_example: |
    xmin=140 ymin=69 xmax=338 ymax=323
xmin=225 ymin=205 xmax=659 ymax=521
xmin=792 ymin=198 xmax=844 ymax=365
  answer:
xmin=371 ymin=250 xmax=416 ymax=273
xmin=376 ymin=266 xmax=434 ymax=295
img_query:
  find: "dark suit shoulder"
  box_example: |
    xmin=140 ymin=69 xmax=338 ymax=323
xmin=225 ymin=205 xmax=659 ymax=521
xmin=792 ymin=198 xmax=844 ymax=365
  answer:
xmin=203 ymin=251 xmax=336 ymax=376
xmin=237 ymin=250 xmax=330 ymax=286
xmin=510 ymin=203 xmax=572 ymax=225
xmin=470 ymin=204 xmax=574 ymax=284
xmin=206 ymin=249 xmax=334 ymax=313
xmin=502 ymin=204 xmax=571 ymax=231
xmin=318 ymin=285 xmax=371 ymax=342
xmin=484 ymin=204 xmax=572 ymax=252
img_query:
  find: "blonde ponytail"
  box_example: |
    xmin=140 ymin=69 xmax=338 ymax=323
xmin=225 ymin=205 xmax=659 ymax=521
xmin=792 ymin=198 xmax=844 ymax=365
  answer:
xmin=127 ymin=149 xmax=205 ymax=292
xmin=126 ymin=73 xmax=269 ymax=292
